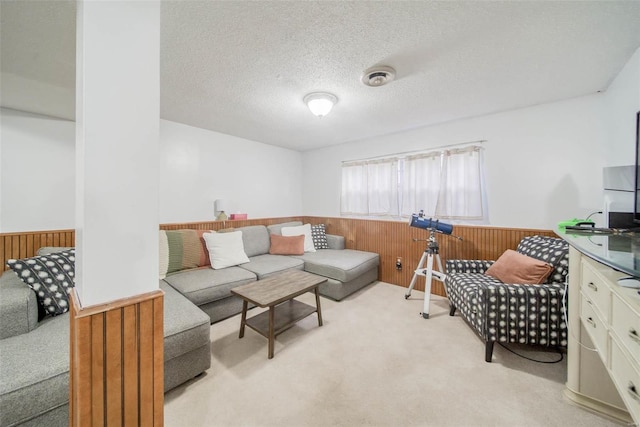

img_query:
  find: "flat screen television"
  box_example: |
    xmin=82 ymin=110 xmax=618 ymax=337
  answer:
xmin=635 ymin=110 xmax=640 ymax=224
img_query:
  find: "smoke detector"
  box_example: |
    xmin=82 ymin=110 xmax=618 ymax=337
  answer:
xmin=361 ymin=65 xmax=396 ymax=87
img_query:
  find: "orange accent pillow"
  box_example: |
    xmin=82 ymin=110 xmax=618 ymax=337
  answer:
xmin=485 ymin=249 xmax=553 ymax=284
xmin=269 ymin=234 xmax=305 ymax=255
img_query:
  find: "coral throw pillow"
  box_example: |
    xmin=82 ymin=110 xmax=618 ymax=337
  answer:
xmin=281 ymin=223 xmax=316 ymax=252
xmin=269 ymin=234 xmax=304 ymax=255
xmin=485 ymin=249 xmax=553 ymax=284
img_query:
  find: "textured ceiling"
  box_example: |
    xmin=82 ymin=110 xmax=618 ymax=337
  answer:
xmin=2 ymin=1 xmax=640 ymax=151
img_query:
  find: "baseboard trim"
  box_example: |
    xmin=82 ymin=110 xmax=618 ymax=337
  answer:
xmin=563 ymin=386 xmax=632 ymax=424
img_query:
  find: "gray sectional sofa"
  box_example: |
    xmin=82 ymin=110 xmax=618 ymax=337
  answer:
xmin=163 ymin=221 xmax=380 ymax=323
xmin=0 ymin=220 xmax=379 ymax=426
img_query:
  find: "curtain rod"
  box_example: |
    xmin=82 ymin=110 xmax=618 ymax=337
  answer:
xmin=341 ymin=139 xmax=487 ymax=164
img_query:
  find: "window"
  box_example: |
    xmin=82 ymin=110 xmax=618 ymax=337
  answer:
xmin=435 ymin=147 xmax=485 ymax=220
xmin=401 ymin=152 xmax=442 ymax=217
xmin=341 ymin=145 xmax=487 ymax=222
xmin=340 ymin=158 xmax=398 ymax=216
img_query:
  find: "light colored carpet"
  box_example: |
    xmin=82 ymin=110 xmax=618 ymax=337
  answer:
xmin=164 ymin=281 xmax=619 ymax=427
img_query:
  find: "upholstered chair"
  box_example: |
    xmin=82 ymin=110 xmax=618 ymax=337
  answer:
xmin=445 ymin=235 xmax=569 ymax=362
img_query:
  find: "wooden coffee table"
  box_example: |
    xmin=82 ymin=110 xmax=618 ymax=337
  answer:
xmin=230 ymin=270 xmax=327 ymax=359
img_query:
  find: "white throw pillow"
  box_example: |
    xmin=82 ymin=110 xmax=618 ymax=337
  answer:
xmin=203 ymin=231 xmax=250 ymax=269
xmin=281 ymin=223 xmax=316 ymax=253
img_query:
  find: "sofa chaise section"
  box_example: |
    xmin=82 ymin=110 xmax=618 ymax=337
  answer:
xmin=161 ymin=281 xmax=211 ymax=391
xmin=286 ymin=232 xmax=380 ymax=301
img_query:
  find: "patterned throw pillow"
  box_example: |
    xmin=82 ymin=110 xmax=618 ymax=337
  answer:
xmin=6 ymin=249 xmax=75 ymax=316
xmin=311 ymin=224 xmax=329 ymax=250
xmin=159 ymin=229 xmax=212 ymax=278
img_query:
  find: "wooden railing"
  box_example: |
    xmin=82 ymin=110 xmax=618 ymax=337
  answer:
xmin=1 ymin=217 xmax=554 ymax=296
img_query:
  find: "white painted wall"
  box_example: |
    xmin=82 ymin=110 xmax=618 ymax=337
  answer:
xmin=2 ymin=46 xmax=637 ymax=233
xmin=159 ymin=120 xmax=303 ymax=223
xmin=0 ymin=111 xmax=302 ymax=232
xmin=603 ymin=46 xmax=640 ymax=166
xmin=301 ymin=48 xmax=640 ymax=230
xmin=75 ymin=0 xmax=160 ymax=306
xmin=0 ymin=108 xmax=75 ymax=232
xmin=302 ymin=94 xmax=608 ymax=229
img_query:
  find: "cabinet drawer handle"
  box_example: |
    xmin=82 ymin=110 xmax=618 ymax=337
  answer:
xmin=586 ymin=317 xmax=596 ymax=328
xmin=629 ymin=382 xmax=640 ymax=402
xmin=587 ymin=282 xmax=598 ymax=292
xmin=630 ymin=328 xmax=640 ymax=344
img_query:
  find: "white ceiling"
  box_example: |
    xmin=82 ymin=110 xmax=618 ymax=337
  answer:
xmin=2 ymin=1 xmax=640 ymax=152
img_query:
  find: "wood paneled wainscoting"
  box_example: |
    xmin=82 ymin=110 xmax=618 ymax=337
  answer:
xmin=1 ymin=229 xmax=75 ymax=272
xmin=1 ymin=217 xmax=553 ymax=297
xmin=70 ymin=289 xmax=164 ymax=426
xmin=159 ymin=216 xmax=304 ymax=232
xmin=304 ymin=217 xmax=555 ymax=297
xmin=0 ymin=219 xmax=304 ymax=272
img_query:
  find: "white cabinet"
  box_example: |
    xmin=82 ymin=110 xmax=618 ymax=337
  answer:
xmin=565 ymin=246 xmax=640 ymax=425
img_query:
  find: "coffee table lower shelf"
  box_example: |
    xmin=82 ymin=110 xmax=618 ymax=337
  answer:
xmin=245 ymin=299 xmax=317 ymax=340
xmin=232 ymin=270 xmax=326 ymax=359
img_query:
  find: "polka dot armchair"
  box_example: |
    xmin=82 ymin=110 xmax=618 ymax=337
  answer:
xmin=444 ymin=235 xmax=569 ymax=362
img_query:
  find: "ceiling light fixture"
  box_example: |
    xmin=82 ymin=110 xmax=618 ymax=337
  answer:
xmin=304 ymin=92 xmax=338 ymax=117
xmin=361 ymin=65 xmax=396 ymax=87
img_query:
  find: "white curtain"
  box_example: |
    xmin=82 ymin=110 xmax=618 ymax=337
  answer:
xmin=340 ymin=162 xmax=368 ymax=215
xmin=341 ymin=144 xmax=486 ymax=221
xmin=367 ymin=159 xmax=399 ymax=216
xmin=341 ymin=158 xmax=398 ymax=216
xmin=400 ymin=152 xmax=442 ymax=217
xmin=435 ymin=146 xmax=485 ymax=220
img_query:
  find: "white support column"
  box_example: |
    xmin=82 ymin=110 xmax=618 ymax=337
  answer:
xmin=75 ymin=1 xmax=160 ymax=307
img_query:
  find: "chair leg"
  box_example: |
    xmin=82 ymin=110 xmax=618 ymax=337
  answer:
xmin=485 ymin=341 xmax=494 ymax=363
xmin=449 ymin=304 xmax=456 ymax=316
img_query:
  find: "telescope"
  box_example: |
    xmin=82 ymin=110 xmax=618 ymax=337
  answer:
xmin=408 ymin=211 xmax=453 ymax=235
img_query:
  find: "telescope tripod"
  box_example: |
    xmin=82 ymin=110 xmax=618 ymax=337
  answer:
xmin=404 ymin=229 xmax=447 ymax=319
